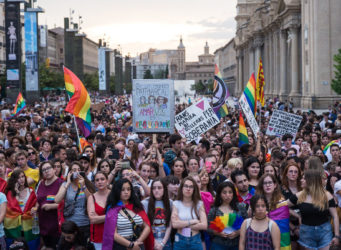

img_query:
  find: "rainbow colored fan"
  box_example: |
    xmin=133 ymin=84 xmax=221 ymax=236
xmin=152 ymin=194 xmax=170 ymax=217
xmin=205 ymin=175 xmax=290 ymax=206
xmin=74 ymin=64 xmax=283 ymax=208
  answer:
xmin=209 ymin=213 xmax=244 ymax=233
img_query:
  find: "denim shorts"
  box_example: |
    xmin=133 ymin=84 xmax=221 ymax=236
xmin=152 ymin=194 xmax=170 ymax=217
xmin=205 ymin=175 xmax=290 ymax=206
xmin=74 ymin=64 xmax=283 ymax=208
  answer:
xmin=298 ymin=222 xmax=333 ymax=249
xmin=173 ymin=233 xmax=203 ymax=250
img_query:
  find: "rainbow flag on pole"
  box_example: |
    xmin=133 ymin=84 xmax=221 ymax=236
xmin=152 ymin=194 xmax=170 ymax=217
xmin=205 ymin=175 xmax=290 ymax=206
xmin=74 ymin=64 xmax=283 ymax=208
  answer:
xmin=243 ymin=73 xmax=257 ymax=116
xmin=256 ymin=58 xmax=265 ymax=107
xmin=239 ymin=111 xmax=249 ymax=147
xmin=212 ymin=64 xmax=230 ymax=119
xmin=11 ymin=93 xmax=26 ymax=116
xmin=64 ymin=67 xmax=91 ymax=137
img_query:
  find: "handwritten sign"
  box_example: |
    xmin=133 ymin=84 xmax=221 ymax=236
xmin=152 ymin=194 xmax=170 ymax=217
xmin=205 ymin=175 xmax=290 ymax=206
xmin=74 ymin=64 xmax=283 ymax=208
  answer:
xmin=132 ymin=79 xmax=174 ymax=133
xmin=239 ymin=94 xmax=259 ymax=137
xmin=175 ymin=99 xmax=220 ymax=143
xmin=266 ymin=109 xmax=302 ymax=140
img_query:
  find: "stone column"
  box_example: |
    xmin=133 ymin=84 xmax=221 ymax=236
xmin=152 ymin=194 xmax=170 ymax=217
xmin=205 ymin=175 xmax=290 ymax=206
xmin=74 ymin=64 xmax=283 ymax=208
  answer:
xmin=269 ymin=32 xmax=273 ymax=96
xmin=249 ymin=47 xmax=254 ymax=76
xmin=237 ymin=51 xmax=243 ymax=95
xmin=279 ymin=29 xmax=287 ymax=99
xmin=289 ymin=26 xmax=300 ymax=96
xmin=253 ymin=36 xmax=263 ymax=76
xmin=273 ymin=31 xmax=279 ymax=95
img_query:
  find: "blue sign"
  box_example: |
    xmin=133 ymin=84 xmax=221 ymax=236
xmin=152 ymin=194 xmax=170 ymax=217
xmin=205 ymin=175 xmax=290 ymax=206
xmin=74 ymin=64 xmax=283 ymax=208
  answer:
xmin=25 ymin=12 xmax=38 ymax=91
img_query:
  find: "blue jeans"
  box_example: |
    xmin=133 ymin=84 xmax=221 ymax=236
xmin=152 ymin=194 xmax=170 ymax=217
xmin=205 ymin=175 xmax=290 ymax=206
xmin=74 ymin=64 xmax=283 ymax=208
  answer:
xmin=173 ymin=233 xmax=203 ymax=250
xmin=210 ymin=242 xmax=238 ymax=250
xmin=298 ymin=222 xmax=333 ymax=249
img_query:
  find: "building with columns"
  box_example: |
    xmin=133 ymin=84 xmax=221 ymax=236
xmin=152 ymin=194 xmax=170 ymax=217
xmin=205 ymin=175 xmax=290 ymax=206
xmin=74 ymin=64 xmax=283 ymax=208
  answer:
xmin=235 ymin=0 xmax=341 ymax=108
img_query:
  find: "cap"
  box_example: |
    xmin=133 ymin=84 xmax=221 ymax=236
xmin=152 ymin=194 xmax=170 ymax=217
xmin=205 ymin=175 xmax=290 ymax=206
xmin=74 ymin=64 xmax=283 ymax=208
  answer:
xmin=79 ymin=153 xmax=90 ymax=162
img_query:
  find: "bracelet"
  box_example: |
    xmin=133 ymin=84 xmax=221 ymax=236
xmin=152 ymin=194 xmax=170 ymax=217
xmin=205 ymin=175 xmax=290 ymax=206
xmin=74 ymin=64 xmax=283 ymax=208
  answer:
xmin=160 ymin=242 xmax=165 ymax=247
xmin=128 ymin=241 xmax=134 ymax=248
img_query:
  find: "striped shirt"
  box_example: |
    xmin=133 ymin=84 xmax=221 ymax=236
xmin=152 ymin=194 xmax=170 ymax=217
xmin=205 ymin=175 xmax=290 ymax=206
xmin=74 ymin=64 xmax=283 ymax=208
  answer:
xmin=117 ymin=212 xmax=143 ymax=237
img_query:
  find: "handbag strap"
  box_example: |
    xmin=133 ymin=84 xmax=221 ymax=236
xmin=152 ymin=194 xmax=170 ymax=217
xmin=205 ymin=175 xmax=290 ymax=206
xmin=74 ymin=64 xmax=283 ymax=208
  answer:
xmin=122 ymin=207 xmax=138 ymax=236
xmin=73 ymin=187 xmax=81 ymax=202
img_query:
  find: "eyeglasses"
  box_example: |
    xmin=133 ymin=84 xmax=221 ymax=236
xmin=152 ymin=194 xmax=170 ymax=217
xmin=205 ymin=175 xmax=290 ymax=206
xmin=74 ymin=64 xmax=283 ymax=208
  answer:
xmin=263 ymin=181 xmax=274 ymax=186
xmin=42 ymin=166 xmax=53 ymax=173
xmin=27 ymin=152 xmax=34 ymax=156
xmin=183 ymin=185 xmax=194 ymax=189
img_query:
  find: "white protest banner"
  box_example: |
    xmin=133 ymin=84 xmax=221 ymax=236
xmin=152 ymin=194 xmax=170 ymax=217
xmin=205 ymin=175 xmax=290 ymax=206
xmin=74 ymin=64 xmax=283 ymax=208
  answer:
xmin=239 ymin=94 xmax=259 ymax=137
xmin=175 ymin=99 xmax=220 ymax=143
xmin=266 ymin=109 xmax=302 ymax=140
xmin=132 ymin=79 xmax=175 ymax=133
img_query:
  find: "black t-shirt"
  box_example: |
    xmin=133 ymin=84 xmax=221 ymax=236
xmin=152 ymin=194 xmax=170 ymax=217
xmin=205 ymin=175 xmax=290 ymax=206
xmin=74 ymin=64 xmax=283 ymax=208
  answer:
xmin=289 ymin=194 xmax=336 ymax=226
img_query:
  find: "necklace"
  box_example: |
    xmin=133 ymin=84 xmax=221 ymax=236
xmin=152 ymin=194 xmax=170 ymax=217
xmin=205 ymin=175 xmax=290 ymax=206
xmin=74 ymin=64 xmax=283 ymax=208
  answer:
xmin=254 ymin=215 xmax=267 ymax=220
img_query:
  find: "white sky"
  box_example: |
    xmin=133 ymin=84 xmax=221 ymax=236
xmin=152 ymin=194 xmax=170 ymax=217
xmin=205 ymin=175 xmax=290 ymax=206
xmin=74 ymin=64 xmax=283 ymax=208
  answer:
xmin=37 ymin=0 xmax=237 ymax=60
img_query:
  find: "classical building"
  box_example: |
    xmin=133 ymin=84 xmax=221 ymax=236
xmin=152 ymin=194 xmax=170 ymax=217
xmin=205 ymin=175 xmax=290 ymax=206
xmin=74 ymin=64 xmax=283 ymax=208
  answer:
xmin=0 ymin=3 xmax=5 ymax=74
xmin=235 ymin=0 xmax=341 ymax=108
xmin=214 ymin=38 xmax=237 ymax=95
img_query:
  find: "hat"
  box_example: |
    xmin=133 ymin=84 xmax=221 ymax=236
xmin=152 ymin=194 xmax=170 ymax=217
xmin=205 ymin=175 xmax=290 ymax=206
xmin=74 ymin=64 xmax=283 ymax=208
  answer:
xmin=79 ymin=153 xmax=90 ymax=162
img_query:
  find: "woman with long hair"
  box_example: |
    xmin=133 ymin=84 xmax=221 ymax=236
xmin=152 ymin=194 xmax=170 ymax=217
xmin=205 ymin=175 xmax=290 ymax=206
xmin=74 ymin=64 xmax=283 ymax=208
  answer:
xmin=199 ymin=170 xmax=215 ymax=197
xmin=142 ymin=178 xmax=172 ymax=250
xmin=4 ymin=169 xmax=40 ymax=249
xmin=171 ymin=158 xmax=188 ymax=182
xmin=171 ymin=176 xmax=207 ymax=250
xmin=0 ymin=159 xmax=8 ymax=192
xmin=187 ymin=157 xmax=200 ymax=174
xmin=87 ymin=171 xmax=110 ymax=250
xmin=243 ymin=156 xmax=261 ymax=189
xmin=36 ymin=161 xmax=64 ymax=249
xmin=26 ymin=146 xmax=39 ymax=169
xmin=239 ymin=194 xmax=281 ymax=250
xmin=55 ymin=161 xmax=95 ymax=244
xmin=208 ymin=181 xmax=247 ymax=250
xmin=256 ymin=174 xmax=291 ymax=250
xmin=24 ymin=132 xmax=36 ymax=146
xmin=57 ymin=221 xmax=85 ymax=250
xmin=288 ymin=169 xmax=340 ymax=249
xmin=102 ymin=178 xmax=154 ymax=250
xmin=82 ymin=145 xmax=98 ymax=180
xmin=97 ymin=159 xmax=112 ymax=176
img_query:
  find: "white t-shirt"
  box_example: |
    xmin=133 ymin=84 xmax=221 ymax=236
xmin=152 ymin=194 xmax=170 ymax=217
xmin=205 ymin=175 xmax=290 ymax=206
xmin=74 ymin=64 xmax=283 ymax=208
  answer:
xmin=334 ymin=180 xmax=341 ymax=207
xmin=173 ymin=200 xmax=203 ymax=221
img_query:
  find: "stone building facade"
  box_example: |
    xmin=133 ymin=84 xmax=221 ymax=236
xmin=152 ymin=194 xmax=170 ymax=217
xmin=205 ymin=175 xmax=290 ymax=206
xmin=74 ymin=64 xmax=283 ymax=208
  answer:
xmin=235 ymin=0 xmax=341 ymax=108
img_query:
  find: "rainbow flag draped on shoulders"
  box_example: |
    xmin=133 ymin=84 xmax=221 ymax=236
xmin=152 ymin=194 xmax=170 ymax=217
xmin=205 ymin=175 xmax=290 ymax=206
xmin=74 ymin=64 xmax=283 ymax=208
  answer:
xmin=268 ymin=200 xmax=291 ymax=250
xmin=64 ymin=67 xmax=91 ymax=137
xmin=4 ymin=190 xmax=39 ymax=250
xmin=212 ymin=64 xmax=230 ymax=119
xmin=239 ymin=111 xmax=249 ymax=147
xmin=242 ymin=73 xmax=257 ymax=116
xmin=11 ymin=93 xmax=26 ymax=116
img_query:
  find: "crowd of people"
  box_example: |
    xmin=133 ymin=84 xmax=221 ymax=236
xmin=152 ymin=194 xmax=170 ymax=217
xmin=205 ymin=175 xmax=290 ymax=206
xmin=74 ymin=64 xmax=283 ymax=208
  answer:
xmin=0 ymin=95 xmax=340 ymax=250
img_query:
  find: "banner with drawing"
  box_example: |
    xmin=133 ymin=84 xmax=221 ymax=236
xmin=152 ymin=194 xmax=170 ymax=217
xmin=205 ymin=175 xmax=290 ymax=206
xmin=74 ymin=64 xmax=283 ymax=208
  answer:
xmin=175 ymin=99 xmax=220 ymax=143
xmin=133 ymin=79 xmax=174 ymax=133
xmin=266 ymin=109 xmax=302 ymax=139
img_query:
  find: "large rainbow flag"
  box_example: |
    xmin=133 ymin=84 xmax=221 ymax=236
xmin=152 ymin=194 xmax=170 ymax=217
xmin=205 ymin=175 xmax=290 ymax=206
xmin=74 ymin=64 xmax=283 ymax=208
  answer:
xmin=239 ymin=111 xmax=249 ymax=147
xmin=64 ymin=67 xmax=91 ymax=137
xmin=242 ymin=73 xmax=257 ymax=116
xmin=323 ymin=139 xmax=341 ymax=162
xmin=269 ymin=201 xmax=291 ymax=250
xmin=256 ymin=59 xmax=265 ymax=107
xmin=11 ymin=93 xmax=26 ymax=116
xmin=212 ymin=64 xmax=230 ymax=119
xmin=209 ymin=212 xmax=244 ymax=233
xmin=4 ymin=190 xmax=39 ymax=249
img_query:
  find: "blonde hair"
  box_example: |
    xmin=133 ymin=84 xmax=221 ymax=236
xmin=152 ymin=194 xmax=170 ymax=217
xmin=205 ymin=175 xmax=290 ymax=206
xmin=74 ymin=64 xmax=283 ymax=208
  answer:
xmin=298 ymin=169 xmax=328 ymax=210
xmin=227 ymin=158 xmax=243 ymax=171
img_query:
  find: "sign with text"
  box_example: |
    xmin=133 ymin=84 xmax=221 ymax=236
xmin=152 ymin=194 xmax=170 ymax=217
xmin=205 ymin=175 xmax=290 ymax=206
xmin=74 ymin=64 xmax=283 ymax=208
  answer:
xmin=239 ymin=94 xmax=259 ymax=137
xmin=98 ymin=47 xmax=106 ymax=91
xmin=175 ymin=99 xmax=220 ymax=143
xmin=133 ymin=79 xmax=174 ymax=133
xmin=266 ymin=109 xmax=302 ymax=139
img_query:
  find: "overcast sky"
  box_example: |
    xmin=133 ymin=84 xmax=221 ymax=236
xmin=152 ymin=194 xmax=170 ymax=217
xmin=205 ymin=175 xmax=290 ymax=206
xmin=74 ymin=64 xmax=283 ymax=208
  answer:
xmin=38 ymin=0 xmax=237 ymax=61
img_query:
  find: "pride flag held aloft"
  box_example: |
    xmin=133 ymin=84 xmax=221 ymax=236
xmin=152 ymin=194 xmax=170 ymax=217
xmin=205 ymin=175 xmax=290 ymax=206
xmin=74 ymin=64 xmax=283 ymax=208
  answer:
xmin=64 ymin=67 xmax=91 ymax=137
xmin=239 ymin=111 xmax=249 ymax=147
xmin=242 ymin=73 xmax=257 ymax=116
xmin=212 ymin=64 xmax=230 ymax=119
xmin=256 ymin=58 xmax=265 ymax=107
xmin=11 ymin=93 xmax=26 ymax=116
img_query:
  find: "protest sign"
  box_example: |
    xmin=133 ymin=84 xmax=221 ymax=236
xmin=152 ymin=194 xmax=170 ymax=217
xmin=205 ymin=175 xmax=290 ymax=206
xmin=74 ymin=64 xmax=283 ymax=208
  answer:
xmin=239 ymin=94 xmax=259 ymax=137
xmin=132 ymin=79 xmax=174 ymax=133
xmin=175 ymin=98 xmax=220 ymax=143
xmin=266 ymin=109 xmax=303 ymax=139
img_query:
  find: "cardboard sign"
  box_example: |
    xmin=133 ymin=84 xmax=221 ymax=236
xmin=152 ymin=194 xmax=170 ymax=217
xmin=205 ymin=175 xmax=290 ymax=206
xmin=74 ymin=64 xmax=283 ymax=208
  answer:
xmin=132 ymin=79 xmax=175 ymax=133
xmin=239 ymin=94 xmax=259 ymax=137
xmin=266 ymin=109 xmax=303 ymax=139
xmin=175 ymin=99 xmax=219 ymax=143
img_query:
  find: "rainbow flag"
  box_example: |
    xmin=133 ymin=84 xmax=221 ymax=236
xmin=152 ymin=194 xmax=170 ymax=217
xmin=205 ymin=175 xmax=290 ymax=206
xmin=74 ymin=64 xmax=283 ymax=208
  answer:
xmin=11 ymin=93 xmax=26 ymax=116
xmin=4 ymin=190 xmax=39 ymax=250
xmin=212 ymin=64 xmax=229 ymax=119
xmin=323 ymin=139 xmax=341 ymax=163
xmin=269 ymin=201 xmax=291 ymax=250
xmin=64 ymin=67 xmax=91 ymax=137
xmin=239 ymin=111 xmax=249 ymax=147
xmin=209 ymin=212 xmax=244 ymax=233
xmin=243 ymin=73 xmax=257 ymax=116
xmin=256 ymin=59 xmax=265 ymax=107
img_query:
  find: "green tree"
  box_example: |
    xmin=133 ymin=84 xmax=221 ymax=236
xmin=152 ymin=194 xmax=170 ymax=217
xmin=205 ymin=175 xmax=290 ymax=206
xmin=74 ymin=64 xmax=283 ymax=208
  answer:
xmin=143 ymin=69 xmax=153 ymax=79
xmin=191 ymin=80 xmax=206 ymax=94
xmin=109 ymin=75 xmax=116 ymax=93
xmin=83 ymin=72 xmax=99 ymax=91
xmin=165 ymin=65 xmax=169 ymax=78
xmin=39 ymin=65 xmax=64 ymax=89
xmin=332 ymin=48 xmax=341 ymax=94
